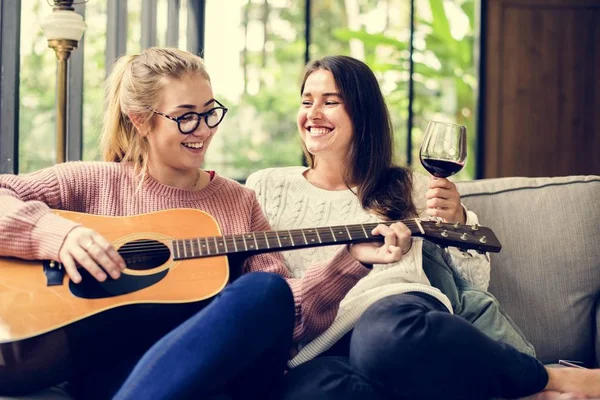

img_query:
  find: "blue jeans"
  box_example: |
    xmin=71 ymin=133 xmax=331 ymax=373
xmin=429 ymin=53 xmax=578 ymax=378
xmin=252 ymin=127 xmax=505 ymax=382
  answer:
xmin=115 ymin=272 xmax=294 ymax=399
xmin=278 ymin=292 xmax=548 ymax=400
xmin=70 ymin=272 xmax=293 ymax=400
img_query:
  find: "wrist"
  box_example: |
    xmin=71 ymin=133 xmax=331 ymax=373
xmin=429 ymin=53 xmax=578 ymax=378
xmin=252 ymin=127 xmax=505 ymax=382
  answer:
xmin=346 ymin=244 xmax=373 ymax=269
xmin=402 ymin=240 xmax=413 ymax=255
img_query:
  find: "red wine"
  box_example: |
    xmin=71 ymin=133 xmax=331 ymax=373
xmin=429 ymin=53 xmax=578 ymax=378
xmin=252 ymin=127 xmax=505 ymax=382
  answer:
xmin=420 ymin=157 xmax=464 ymax=178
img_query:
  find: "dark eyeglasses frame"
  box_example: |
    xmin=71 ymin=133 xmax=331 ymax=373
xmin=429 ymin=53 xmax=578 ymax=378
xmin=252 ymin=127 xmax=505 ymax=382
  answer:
xmin=152 ymin=99 xmax=229 ymax=134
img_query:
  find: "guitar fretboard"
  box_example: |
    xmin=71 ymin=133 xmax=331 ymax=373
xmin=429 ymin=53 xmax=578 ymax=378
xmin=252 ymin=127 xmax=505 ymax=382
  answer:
xmin=171 ymin=220 xmax=424 ymax=260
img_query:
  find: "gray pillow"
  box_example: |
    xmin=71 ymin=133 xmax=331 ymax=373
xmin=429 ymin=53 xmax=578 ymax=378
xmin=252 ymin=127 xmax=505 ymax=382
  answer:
xmin=457 ymin=176 xmax=600 ymax=366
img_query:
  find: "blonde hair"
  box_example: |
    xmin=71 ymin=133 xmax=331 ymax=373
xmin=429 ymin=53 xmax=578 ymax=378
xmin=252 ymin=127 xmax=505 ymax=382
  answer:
xmin=100 ymin=47 xmax=210 ymax=176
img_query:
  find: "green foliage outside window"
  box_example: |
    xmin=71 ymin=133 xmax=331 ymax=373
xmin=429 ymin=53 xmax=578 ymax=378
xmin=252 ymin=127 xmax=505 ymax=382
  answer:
xmin=18 ymin=0 xmax=477 ymax=182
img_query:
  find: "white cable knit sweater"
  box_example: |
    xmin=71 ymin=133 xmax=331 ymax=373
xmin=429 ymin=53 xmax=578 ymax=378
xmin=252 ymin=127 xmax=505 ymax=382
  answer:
xmin=246 ymin=166 xmax=490 ymax=367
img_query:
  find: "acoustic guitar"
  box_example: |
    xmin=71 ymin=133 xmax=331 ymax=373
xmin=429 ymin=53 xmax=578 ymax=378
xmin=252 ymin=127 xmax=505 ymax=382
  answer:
xmin=0 ymin=208 xmax=502 ymax=394
xmin=0 ymin=208 xmax=501 ymax=345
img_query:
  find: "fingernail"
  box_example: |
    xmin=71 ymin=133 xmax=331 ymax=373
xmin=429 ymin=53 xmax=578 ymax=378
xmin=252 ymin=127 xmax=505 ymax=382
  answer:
xmin=120 ymin=261 xmax=126 ymax=270
xmin=111 ymin=270 xmax=121 ymax=279
xmin=97 ymin=273 xmax=107 ymax=281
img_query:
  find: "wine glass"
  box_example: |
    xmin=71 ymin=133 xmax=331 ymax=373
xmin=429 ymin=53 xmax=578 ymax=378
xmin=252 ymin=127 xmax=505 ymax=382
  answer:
xmin=419 ymin=121 xmax=467 ymax=179
xmin=420 ymin=121 xmax=467 ymax=224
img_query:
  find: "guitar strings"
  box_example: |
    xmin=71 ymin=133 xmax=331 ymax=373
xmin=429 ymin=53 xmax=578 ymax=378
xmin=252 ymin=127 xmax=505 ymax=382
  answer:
xmin=111 ymin=220 xmax=452 ymax=256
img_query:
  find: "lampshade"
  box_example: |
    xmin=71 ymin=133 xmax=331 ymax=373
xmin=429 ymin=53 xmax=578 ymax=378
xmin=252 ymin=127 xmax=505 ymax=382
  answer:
xmin=41 ymin=9 xmax=86 ymax=42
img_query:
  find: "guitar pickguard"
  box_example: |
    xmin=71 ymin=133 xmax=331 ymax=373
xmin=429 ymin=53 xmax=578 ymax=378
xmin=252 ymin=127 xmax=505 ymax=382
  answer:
xmin=69 ymin=269 xmax=169 ymax=299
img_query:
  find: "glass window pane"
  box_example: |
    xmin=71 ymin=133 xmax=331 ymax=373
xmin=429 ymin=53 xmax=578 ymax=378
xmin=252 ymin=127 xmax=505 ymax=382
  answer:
xmin=20 ymin=1 xmax=106 ymax=168
xmin=309 ymin=0 xmax=478 ymax=179
xmin=128 ymin=0 xmax=142 ymax=53
xmin=19 ymin=0 xmax=56 ymax=173
xmin=82 ymin=0 xmax=108 ymax=162
xmin=19 ymin=1 xmax=191 ymax=167
xmin=203 ymin=0 xmax=305 ymax=180
xmin=82 ymin=0 xmax=189 ymax=162
xmin=310 ymin=0 xmax=412 ymax=165
xmin=156 ymin=0 xmax=169 ymax=47
xmin=412 ymin=0 xmax=478 ymax=180
xmin=179 ymin=0 xmax=189 ymax=50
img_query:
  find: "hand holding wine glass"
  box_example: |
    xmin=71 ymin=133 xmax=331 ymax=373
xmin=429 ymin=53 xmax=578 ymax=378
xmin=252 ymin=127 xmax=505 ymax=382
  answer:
xmin=420 ymin=121 xmax=467 ymax=223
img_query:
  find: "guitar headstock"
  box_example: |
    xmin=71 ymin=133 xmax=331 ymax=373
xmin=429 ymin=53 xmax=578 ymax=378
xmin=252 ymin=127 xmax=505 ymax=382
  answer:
xmin=418 ymin=220 xmax=502 ymax=253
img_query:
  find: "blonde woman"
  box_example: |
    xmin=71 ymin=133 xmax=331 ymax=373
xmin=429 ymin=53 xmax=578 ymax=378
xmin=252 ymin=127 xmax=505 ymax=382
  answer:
xmin=0 ymin=48 xmax=297 ymax=400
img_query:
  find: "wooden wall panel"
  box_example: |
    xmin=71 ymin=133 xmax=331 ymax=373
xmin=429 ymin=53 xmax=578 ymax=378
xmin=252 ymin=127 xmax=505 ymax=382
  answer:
xmin=483 ymin=0 xmax=600 ymax=177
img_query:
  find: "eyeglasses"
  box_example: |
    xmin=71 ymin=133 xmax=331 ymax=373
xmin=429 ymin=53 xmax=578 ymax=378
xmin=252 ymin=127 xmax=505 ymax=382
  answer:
xmin=152 ymin=100 xmax=229 ymax=134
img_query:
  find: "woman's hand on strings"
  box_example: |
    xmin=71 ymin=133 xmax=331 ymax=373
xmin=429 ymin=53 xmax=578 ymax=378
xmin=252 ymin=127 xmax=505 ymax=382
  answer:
xmin=58 ymin=226 xmax=126 ymax=283
xmin=349 ymin=222 xmax=412 ymax=266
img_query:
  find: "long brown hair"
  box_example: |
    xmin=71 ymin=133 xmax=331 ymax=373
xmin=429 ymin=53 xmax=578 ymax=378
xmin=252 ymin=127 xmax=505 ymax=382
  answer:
xmin=299 ymin=56 xmax=416 ymax=220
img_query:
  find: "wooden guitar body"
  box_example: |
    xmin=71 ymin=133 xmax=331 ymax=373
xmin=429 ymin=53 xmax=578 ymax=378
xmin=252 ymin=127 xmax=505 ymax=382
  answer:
xmin=0 ymin=209 xmax=229 ymax=345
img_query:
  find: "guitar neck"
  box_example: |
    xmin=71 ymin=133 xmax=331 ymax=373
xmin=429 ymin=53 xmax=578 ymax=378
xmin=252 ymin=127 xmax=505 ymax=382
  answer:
xmin=171 ymin=219 xmax=424 ymax=260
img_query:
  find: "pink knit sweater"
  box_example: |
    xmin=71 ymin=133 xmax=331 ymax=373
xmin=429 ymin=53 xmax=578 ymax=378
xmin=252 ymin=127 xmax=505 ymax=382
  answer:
xmin=0 ymin=161 xmax=369 ymax=341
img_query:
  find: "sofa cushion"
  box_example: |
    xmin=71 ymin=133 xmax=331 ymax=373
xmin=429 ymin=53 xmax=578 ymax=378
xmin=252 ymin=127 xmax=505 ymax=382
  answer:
xmin=457 ymin=176 xmax=600 ymax=366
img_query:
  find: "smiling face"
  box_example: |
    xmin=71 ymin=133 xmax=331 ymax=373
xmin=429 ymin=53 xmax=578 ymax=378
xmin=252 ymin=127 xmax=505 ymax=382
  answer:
xmin=144 ymin=72 xmax=218 ymax=174
xmin=297 ymin=69 xmax=354 ymax=161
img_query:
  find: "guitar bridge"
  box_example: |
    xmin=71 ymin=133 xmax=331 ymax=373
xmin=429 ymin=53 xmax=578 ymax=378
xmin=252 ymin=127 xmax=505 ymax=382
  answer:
xmin=43 ymin=260 xmax=65 ymax=286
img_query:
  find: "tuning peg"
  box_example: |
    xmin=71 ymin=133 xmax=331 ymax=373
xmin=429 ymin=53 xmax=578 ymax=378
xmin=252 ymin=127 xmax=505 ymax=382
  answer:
xmin=458 ymin=248 xmax=473 ymax=258
xmin=460 ymin=233 xmax=468 ymax=240
xmin=479 ymin=236 xmax=487 ymax=244
xmin=476 ymin=251 xmax=490 ymax=262
xmin=471 ymin=223 xmax=479 ymax=231
xmin=453 ymin=222 xmax=460 ymax=229
xmin=441 ymin=230 xmax=449 ymax=237
xmin=435 ymin=220 xmax=442 ymax=227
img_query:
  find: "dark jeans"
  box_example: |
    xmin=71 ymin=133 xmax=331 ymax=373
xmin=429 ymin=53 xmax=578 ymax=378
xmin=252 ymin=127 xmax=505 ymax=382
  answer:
xmin=278 ymin=292 xmax=548 ymax=400
xmin=69 ymin=272 xmax=293 ymax=400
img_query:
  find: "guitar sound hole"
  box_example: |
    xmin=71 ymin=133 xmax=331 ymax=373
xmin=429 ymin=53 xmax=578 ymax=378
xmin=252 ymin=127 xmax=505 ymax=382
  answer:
xmin=118 ymin=239 xmax=171 ymax=271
